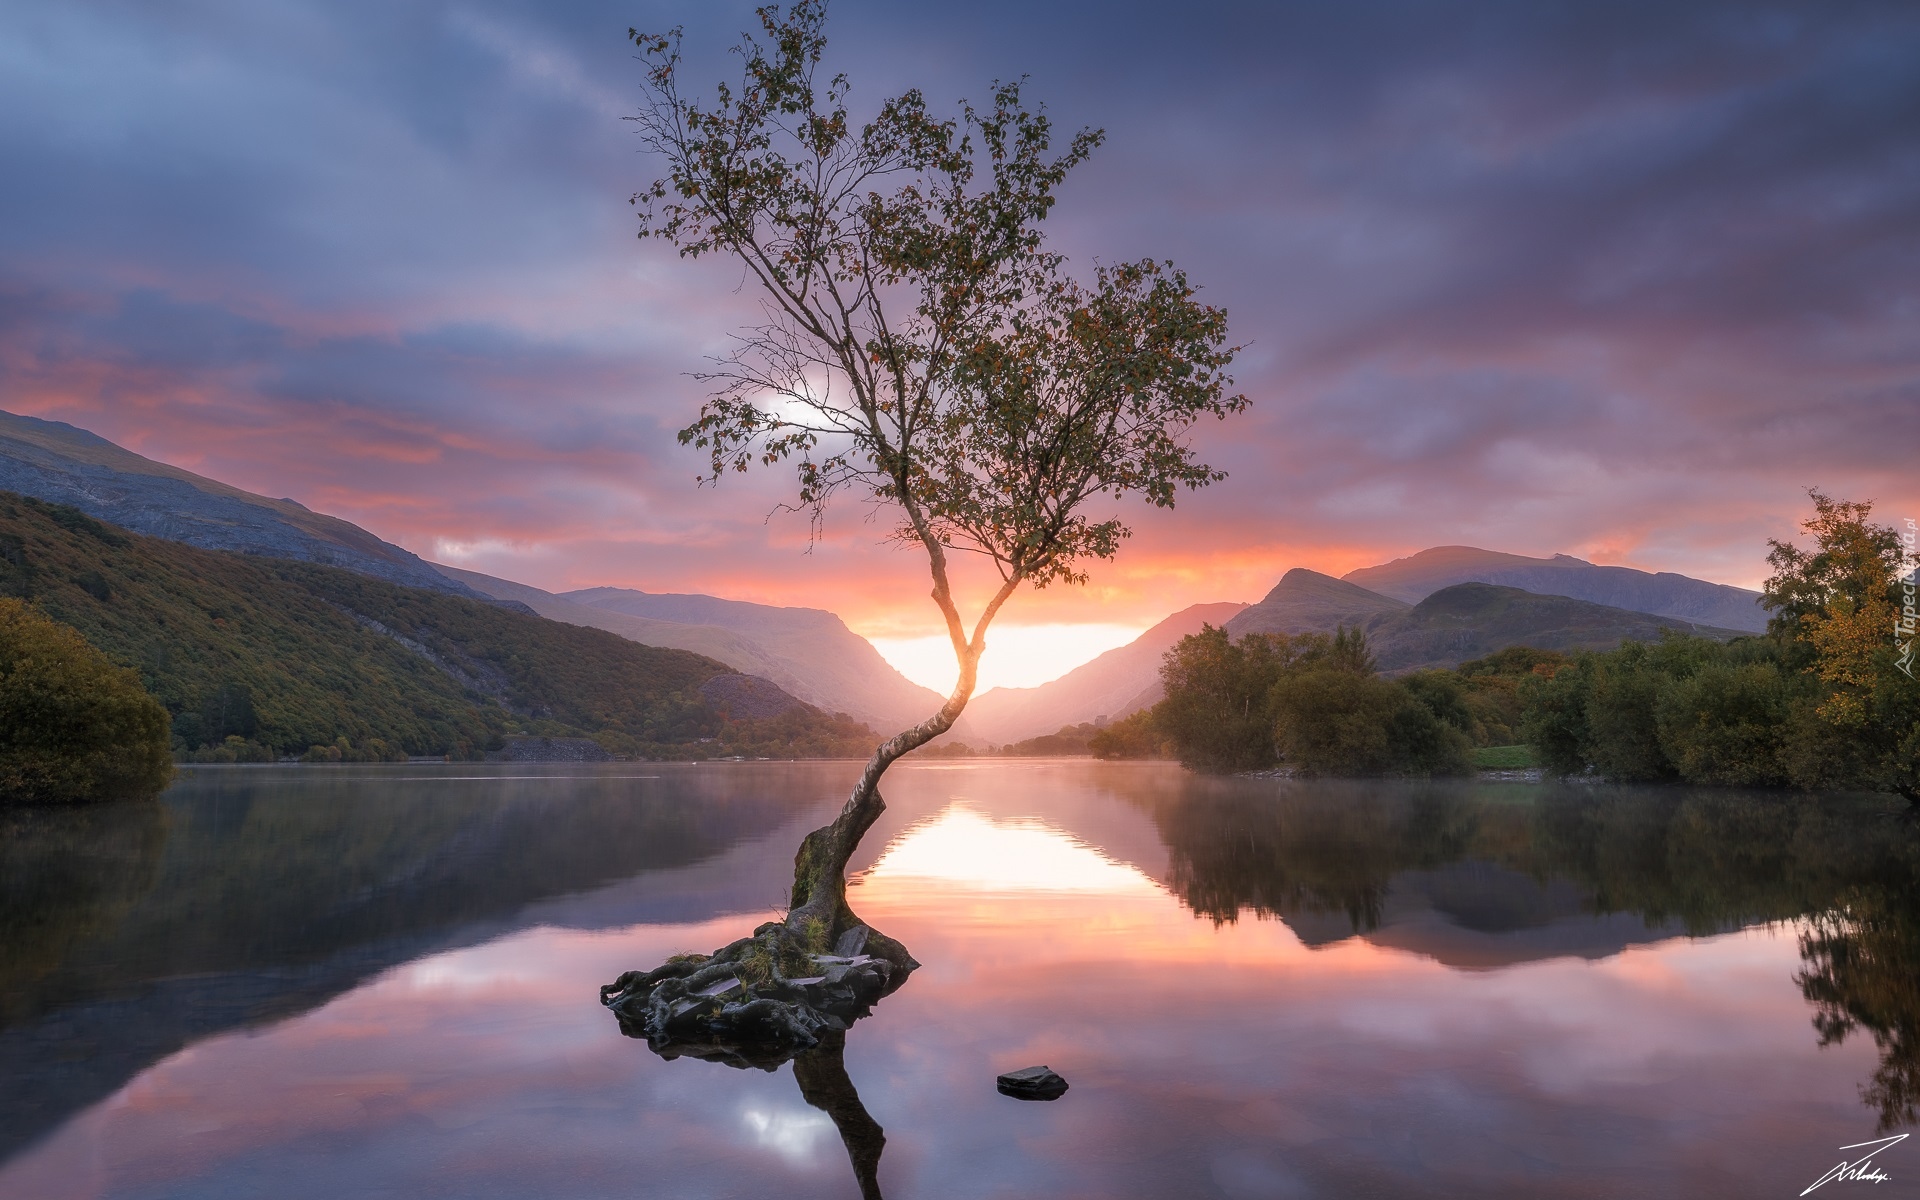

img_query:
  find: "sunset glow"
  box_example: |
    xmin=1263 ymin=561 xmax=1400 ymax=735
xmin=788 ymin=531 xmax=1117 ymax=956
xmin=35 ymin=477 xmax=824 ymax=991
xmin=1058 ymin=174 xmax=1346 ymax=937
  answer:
xmin=867 ymin=623 xmax=1150 ymax=692
xmin=0 ymin=1 xmax=1907 ymax=648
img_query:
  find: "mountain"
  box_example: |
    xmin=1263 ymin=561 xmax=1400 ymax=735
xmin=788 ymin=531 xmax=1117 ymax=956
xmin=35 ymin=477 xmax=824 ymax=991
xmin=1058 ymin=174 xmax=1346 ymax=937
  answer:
xmin=1343 ymin=545 xmax=1768 ymax=633
xmin=436 ymin=570 xmax=946 ymax=733
xmin=0 ymin=408 xmax=490 ymax=601
xmin=1364 ymin=582 xmax=1751 ymax=672
xmin=568 ymin=586 xmax=952 ymax=734
xmin=1225 ymin=568 xmax=1410 ymax=640
xmin=961 ymin=603 xmax=1247 ymax=743
xmin=0 ymin=492 xmax=868 ymax=758
xmin=1222 ymin=567 xmax=1749 ymax=673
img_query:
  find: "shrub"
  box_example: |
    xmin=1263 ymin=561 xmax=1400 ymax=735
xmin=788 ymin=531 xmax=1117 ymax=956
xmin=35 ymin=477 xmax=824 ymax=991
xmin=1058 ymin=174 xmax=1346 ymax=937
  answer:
xmin=1090 ymin=709 xmax=1168 ymax=759
xmin=1158 ymin=624 xmax=1474 ymax=776
xmin=1155 ymin=625 xmax=1293 ymax=772
xmin=1654 ymin=662 xmax=1792 ymax=786
xmin=0 ymin=599 xmax=172 ymax=804
xmin=1270 ymin=668 xmax=1472 ymax=778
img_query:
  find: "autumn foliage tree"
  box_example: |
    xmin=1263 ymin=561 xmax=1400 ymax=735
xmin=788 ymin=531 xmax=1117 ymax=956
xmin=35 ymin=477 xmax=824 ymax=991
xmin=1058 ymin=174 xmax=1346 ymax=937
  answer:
xmin=624 ymin=2 xmax=1246 ymax=961
xmin=1763 ymin=490 xmax=1919 ymax=801
xmin=1520 ymin=492 xmax=1917 ymax=799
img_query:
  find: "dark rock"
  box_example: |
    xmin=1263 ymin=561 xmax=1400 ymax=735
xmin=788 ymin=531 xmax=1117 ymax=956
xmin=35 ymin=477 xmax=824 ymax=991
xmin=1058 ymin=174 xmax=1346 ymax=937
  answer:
xmin=996 ymin=1065 xmax=1068 ymax=1100
xmin=600 ymin=923 xmax=913 ymax=1070
xmin=834 ymin=925 xmax=870 ymax=957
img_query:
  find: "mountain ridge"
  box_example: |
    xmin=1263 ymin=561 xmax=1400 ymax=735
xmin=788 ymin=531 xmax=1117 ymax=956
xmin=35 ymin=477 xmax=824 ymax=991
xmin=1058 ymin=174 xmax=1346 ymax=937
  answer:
xmin=1343 ymin=545 xmax=1767 ymax=632
xmin=1223 ymin=569 xmax=1750 ymax=674
xmin=0 ymin=409 xmax=488 ymax=601
xmin=436 ymin=569 xmax=946 ymax=733
xmin=961 ymin=602 xmax=1248 ymax=743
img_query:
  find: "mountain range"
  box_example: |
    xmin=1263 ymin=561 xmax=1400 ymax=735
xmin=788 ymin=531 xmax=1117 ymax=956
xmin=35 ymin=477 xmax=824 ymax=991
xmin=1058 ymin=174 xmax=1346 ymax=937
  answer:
xmin=1344 ymin=545 xmax=1768 ymax=632
xmin=0 ymin=410 xmax=489 ymax=601
xmin=0 ymin=408 xmax=1774 ymax=748
xmin=1225 ymin=568 xmax=1748 ymax=673
xmin=436 ymin=566 xmax=947 ymax=733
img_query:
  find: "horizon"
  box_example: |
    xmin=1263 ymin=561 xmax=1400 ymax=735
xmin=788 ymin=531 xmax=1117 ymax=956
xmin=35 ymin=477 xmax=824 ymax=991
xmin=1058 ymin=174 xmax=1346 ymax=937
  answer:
xmin=3 ymin=1 xmax=1912 ymax=692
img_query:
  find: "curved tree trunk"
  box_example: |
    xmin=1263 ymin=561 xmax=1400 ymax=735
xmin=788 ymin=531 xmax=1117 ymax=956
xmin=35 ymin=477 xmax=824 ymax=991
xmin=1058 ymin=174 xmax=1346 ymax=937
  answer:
xmin=783 ymin=558 xmax=1022 ymax=967
xmin=783 ymin=664 xmax=971 ymax=967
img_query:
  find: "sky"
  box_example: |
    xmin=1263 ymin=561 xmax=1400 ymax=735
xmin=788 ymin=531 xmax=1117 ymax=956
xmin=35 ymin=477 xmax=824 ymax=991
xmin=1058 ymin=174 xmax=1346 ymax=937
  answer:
xmin=2 ymin=0 xmax=1916 ymax=690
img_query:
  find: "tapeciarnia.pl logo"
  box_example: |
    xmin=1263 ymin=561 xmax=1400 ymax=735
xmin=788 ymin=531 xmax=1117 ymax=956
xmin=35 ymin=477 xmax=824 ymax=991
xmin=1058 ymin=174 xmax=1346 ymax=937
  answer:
xmin=1898 ymin=518 xmax=1916 ymax=681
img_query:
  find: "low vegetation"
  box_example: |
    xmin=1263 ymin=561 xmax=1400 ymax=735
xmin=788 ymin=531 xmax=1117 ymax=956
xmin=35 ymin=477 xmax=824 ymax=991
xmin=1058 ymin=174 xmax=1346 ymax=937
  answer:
xmin=1472 ymin=744 xmax=1537 ymax=770
xmin=0 ymin=598 xmax=172 ymax=803
xmin=1148 ymin=624 xmax=1474 ymax=777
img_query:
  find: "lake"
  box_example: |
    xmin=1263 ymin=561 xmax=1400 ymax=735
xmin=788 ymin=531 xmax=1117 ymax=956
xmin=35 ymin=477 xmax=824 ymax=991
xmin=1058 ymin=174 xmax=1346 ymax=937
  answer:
xmin=3 ymin=761 xmax=1916 ymax=1198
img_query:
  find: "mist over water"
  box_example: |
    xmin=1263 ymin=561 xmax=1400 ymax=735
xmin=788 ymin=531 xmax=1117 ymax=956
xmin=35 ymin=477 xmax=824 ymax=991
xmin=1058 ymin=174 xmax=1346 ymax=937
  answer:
xmin=2 ymin=762 xmax=1914 ymax=1198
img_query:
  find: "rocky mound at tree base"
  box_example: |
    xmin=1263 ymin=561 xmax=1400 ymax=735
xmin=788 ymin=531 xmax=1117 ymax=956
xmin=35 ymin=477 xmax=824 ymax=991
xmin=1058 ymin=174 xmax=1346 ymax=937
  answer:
xmin=600 ymin=921 xmax=915 ymax=1070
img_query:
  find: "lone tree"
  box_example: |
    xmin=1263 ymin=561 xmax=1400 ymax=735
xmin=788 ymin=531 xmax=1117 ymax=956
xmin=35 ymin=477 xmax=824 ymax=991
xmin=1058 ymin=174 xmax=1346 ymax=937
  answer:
xmin=602 ymin=1 xmax=1246 ymax=1046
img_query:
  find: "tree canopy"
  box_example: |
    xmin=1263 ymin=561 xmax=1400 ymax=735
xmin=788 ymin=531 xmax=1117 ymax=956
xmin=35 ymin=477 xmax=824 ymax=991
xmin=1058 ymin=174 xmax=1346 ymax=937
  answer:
xmin=0 ymin=598 xmax=172 ymax=805
xmin=632 ymin=0 xmax=1245 ymax=726
xmin=615 ymin=0 xmax=1250 ymax=978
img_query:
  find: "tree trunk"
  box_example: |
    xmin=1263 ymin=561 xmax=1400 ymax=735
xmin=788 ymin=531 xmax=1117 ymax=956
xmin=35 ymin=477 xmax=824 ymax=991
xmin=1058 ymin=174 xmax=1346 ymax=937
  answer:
xmin=782 ymin=561 xmax=1021 ymax=969
xmin=782 ymin=683 xmax=969 ymax=971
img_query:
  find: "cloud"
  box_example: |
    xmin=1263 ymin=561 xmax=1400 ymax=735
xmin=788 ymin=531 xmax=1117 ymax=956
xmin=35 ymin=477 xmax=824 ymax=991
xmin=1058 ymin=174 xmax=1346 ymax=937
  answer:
xmin=1 ymin=0 xmax=1914 ymax=631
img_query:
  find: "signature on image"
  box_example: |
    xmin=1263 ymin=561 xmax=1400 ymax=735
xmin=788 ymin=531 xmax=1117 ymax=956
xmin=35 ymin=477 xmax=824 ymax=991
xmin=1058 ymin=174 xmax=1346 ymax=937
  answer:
xmin=1802 ymin=1134 xmax=1907 ymax=1194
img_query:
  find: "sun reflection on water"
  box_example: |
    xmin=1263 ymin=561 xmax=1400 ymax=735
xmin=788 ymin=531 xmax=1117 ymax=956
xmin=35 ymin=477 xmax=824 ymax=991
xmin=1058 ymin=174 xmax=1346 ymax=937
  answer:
xmin=860 ymin=803 xmax=1161 ymax=895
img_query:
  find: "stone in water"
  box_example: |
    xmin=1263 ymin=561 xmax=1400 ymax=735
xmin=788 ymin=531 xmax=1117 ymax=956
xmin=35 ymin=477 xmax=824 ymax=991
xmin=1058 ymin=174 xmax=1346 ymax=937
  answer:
xmin=997 ymin=1065 xmax=1068 ymax=1100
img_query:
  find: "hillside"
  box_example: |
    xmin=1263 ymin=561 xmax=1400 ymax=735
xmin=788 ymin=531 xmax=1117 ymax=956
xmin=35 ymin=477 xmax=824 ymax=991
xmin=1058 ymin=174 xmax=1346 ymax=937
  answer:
xmin=1225 ymin=569 xmax=1410 ymax=640
xmin=437 ymin=568 xmax=947 ymax=733
xmin=1365 ymin=583 xmax=1747 ymax=673
xmin=0 ymin=409 xmax=493 ymax=601
xmin=566 ymin=587 xmax=949 ymax=731
xmin=1343 ymin=545 xmax=1767 ymax=632
xmin=963 ymin=602 xmax=1247 ymax=743
xmin=432 ymin=566 xmax=778 ymax=677
xmin=0 ymin=492 xmax=871 ymax=759
xmin=1217 ymin=568 xmax=1748 ymax=673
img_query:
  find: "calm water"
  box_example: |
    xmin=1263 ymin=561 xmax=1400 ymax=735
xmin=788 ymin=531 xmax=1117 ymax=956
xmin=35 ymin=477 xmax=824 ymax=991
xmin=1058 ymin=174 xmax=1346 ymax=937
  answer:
xmin=3 ymin=762 xmax=1917 ymax=1198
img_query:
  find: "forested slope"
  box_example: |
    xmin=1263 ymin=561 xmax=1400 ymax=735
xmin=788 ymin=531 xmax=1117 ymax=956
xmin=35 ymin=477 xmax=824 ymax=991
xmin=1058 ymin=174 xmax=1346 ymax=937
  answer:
xmin=0 ymin=493 xmax=872 ymax=759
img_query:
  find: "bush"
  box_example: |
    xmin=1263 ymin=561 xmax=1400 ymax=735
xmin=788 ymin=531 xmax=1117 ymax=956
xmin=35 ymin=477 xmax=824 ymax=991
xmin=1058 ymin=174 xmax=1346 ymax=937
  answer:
xmin=0 ymin=598 xmax=173 ymax=804
xmin=1517 ymin=630 xmax=1890 ymax=790
xmin=1271 ymin=668 xmax=1473 ymax=778
xmin=1155 ymin=625 xmax=1295 ymax=772
xmin=1156 ymin=624 xmax=1471 ymax=777
xmin=1090 ymin=709 xmax=1168 ymax=759
xmin=1654 ymin=662 xmax=1792 ymax=785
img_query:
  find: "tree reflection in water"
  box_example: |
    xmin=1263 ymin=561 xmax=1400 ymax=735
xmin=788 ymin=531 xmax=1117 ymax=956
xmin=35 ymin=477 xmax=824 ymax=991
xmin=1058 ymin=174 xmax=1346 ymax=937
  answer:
xmin=1117 ymin=775 xmax=1920 ymax=1133
xmin=792 ymin=1031 xmax=887 ymax=1200
xmin=1799 ymin=872 xmax=1920 ymax=1132
xmin=609 ymin=997 xmax=891 ymax=1198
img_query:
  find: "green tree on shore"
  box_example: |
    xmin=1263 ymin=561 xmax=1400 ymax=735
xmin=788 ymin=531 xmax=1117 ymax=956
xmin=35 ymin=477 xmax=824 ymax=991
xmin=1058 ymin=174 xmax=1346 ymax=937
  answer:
xmin=0 ymin=598 xmax=172 ymax=804
xmin=1521 ymin=492 xmax=1918 ymax=799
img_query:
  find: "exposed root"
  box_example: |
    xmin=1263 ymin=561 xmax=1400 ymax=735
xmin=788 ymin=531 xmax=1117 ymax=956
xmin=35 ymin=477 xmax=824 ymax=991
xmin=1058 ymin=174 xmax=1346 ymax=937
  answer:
xmin=601 ymin=919 xmax=915 ymax=1067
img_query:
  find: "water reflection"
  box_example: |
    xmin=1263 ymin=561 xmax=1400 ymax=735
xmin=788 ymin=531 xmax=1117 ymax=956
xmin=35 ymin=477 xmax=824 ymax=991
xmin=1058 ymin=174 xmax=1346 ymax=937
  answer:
xmin=792 ymin=1033 xmax=887 ymax=1200
xmin=865 ymin=803 xmax=1157 ymax=894
xmin=2 ymin=763 xmax=1917 ymax=1198
xmin=1799 ymin=878 xmax=1920 ymax=1132
xmin=0 ymin=763 xmax=849 ymax=1162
